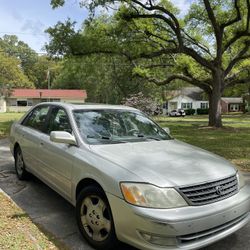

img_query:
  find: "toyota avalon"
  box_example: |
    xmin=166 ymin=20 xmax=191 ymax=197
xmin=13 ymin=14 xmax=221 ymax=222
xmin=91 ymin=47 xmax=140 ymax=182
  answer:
xmin=9 ymin=102 xmax=250 ymax=250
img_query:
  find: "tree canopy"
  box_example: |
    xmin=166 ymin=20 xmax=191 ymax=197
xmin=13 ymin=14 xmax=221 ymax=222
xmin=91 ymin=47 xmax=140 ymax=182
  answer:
xmin=0 ymin=52 xmax=33 ymax=88
xmin=0 ymin=35 xmax=60 ymax=89
xmin=48 ymin=0 xmax=250 ymax=127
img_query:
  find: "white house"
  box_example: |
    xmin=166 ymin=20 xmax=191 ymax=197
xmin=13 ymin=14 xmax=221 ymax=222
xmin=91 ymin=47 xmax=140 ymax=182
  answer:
xmin=166 ymin=87 xmax=209 ymax=113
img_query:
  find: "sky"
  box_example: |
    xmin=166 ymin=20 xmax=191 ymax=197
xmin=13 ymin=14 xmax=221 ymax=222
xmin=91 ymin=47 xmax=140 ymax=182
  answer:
xmin=0 ymin=0 xmax=191 ymax=53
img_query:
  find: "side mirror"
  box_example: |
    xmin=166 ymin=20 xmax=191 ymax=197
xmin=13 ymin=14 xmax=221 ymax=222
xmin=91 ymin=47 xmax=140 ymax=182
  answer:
xmin=50 ymin=131 xmax=77 ymax=146
xmin=163 ymin=127 xmax=170 ymax=134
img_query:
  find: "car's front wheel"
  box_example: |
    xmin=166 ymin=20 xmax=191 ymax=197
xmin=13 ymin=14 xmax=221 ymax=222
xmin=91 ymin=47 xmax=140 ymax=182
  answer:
xmin=76 ymin=185 xmax=119 ymax=250
xmin=14 ymin=146 xmax=29 ymax=180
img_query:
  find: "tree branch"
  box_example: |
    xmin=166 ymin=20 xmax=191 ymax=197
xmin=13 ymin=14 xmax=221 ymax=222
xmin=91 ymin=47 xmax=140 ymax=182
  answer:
xmin=223 ymin=0 xmax=250 ymax=53
xmin=183 ymin=46 xmax=214 ymax=70
xmin=226 ymin=75 xmax=250 ymax=88
xmin=203 ymin=0 xmax=221 ymax=41
xmin=125 ymin=13 xmax=177 ymax=35
xmin=71 ymin=49 xmax=133 ymax=61
xmin=146 ymin=74 xmax=212 ymax=93
xmin=221 ymin=0 xmax=241 ymax=29
xmin=143 ymin=63 xmax=174 ymax=69
xmin=182 ymin=29 xmax=212 ymax=56
xmin=144 ymin=29 xmax=177 ymax=47
xmin=133 ymin=48 xmax=179 ymax=59
xmin=223 ymin=31 xmax=250 ymax=53
xmin=203 ymin=0 xmax=224 ymax=62
xmin=247 ymin=0 xmax=250 ymax=30
xmin=225 ymin=41 xmax=250 ymax=76
xmin=131 ymin=0 xmax=183 ymax=46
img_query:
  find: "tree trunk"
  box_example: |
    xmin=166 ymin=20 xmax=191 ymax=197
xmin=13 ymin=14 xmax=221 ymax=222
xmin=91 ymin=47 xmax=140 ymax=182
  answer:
xmin=208 ymin=70 xmax=223 ymax=128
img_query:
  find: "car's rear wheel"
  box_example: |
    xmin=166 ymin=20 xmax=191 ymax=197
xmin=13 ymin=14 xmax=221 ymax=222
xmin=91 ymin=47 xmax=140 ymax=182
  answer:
xmin=14 ymin=146 xmax=29 ymax=180
xmin=76 ymin=185 xmax=119 ymax=250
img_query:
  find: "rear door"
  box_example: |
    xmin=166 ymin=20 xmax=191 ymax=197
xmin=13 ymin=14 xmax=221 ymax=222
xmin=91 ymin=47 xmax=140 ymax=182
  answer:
xmin=19 ymin=105 xmax=50 ymax=172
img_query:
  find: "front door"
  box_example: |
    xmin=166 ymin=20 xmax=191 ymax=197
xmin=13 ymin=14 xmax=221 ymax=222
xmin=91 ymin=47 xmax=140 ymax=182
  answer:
xmin=169 ymin=102 xmax=178 ymax=111
xmin=38 ymin=107 xmax=74 ymax=200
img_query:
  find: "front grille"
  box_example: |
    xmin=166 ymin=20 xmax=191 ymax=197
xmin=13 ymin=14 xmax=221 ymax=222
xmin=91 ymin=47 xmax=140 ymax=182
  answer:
xmin=178 ymin=212 xmax=249 ymax=244
xmin=179 ymin=175 xmax=238 ymax=205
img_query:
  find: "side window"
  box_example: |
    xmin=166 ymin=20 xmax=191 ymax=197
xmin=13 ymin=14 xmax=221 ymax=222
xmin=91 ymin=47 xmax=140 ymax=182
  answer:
xmin=47 ymin=108 xmax=72 ymax=134
xmin=22 ymin=106 xmax=49 ymax=132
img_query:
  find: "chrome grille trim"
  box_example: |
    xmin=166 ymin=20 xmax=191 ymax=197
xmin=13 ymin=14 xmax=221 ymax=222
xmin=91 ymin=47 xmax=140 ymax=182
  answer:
xmin=178 ymin=175 xmax=238 ymax=205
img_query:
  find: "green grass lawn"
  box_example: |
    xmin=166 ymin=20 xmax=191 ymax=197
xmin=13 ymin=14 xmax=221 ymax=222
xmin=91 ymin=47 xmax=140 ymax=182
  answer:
xmin=0 ymin=192 xmax=65 ymax=250
xmin=0 ymin=113 xmax=24 ymax=138
xmin=0 ymin=112 xmax=249 ymax=170
xmin=154 ymin=114 xmax=250 ymax=171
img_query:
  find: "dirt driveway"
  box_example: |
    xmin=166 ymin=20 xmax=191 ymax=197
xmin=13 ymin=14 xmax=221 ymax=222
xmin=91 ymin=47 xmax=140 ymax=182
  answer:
xmin=0 ymin=138 xmax=250 ymax=250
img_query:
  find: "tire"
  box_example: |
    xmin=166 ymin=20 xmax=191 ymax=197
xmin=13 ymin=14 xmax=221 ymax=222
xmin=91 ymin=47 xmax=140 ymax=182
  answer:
xmin=14 ymin=146 xmax=29 ymax=180
xmin=76 ymin=185 xmax=119 ymax=250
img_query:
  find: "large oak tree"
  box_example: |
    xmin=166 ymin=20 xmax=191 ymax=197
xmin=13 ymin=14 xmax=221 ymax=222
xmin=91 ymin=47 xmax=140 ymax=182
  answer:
xmin=49 ymin=0 xmax=250 ymax=127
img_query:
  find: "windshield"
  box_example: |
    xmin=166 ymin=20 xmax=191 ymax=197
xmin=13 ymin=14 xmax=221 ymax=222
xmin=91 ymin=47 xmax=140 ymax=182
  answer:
xmin=73 ymin=109 xmax=171 ymax=144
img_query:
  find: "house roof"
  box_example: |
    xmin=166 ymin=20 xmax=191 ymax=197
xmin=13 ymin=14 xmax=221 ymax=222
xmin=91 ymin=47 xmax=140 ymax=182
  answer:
xmin=221 ymin=97 xmax=243 ymax=104
xmin=10 ymin=89 xmax=87 ymax=99
xmin=167 ymin=87 xmax=205 ymax=101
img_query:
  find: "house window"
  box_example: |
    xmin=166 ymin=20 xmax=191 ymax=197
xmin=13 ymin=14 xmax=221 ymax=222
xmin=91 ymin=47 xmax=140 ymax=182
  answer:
xmin=51 ymin=99 xmax=60 ymax=102
xmin=181 ymin=103 xmax=192 ymax=109
xmin=27 ymin=99 xmax=33 ymax=106
xmin=230 ymin=104 xmax=239 ymax=111
xmin=201 ymin=102 xmax=208 ymax=109
xmin=40 ymin=98 xmax=60 ymax=102
xmin=17 ymin=100 xmax=28 ymax=106
xmin=9 ymin=99 xmax=17 ymax=106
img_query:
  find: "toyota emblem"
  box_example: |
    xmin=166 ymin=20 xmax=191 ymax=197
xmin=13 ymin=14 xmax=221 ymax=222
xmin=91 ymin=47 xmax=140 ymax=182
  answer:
xmin=215 ymin=185 xmax=223 ymax=196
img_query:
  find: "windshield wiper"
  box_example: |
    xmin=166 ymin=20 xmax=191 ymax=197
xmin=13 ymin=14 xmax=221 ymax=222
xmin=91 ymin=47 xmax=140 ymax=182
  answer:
xmin=87 ymin=135 xmax=127 ymax=143
xmin=137 ymin=134 xmax=161 ymax=141
xmin=87 ymin=135 xmax=111 ymax=140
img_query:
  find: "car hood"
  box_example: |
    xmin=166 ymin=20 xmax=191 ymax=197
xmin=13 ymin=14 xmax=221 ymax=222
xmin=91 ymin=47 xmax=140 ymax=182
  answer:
xmin=89 ymin=139 xmax=237 ymax=187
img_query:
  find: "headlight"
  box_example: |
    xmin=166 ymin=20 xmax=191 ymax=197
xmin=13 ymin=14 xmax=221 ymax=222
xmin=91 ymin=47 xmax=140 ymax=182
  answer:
xmin=237 ymin=171 xmax=245 ymax=189
xmin=120 ymin=182 xmax=188 ymax=209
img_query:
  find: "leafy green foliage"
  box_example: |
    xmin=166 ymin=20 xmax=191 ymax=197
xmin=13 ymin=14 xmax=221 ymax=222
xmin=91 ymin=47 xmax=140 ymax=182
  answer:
xmin=46 ymin=15 xmax=167 ymax=104
xmin=0 ymin=35 xmax=38 ymax=83
xmin=0 ymin=53 xmax=33 ymax=88
xmin=185 ymin=108 xmax=196 ymax=115
xmin=53 ymin=55 xmax=161 ymax=104
xmin=50 ymin=0 xmax=65 ymax=9
xmin=47 ymin=0 xmax=250 ymax=127
xmin=32 ymin=56 xmax=60 ymax=89
xmin=0 ymin=35 xmax=61 ymax=89
xmin=197 ymin=108 xmax=209 ymax=114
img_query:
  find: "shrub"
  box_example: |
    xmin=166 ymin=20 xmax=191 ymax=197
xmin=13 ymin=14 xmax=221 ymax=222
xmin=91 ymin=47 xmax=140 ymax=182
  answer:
xmin=197 ymin=108 xmax=209 ymax=115
xmin=185 ymin=109 xmax=195 ymax=115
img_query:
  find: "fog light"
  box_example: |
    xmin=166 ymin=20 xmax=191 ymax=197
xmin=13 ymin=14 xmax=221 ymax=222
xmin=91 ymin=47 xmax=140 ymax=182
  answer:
xmin=139 ymin=231 xmax=177 ymax=246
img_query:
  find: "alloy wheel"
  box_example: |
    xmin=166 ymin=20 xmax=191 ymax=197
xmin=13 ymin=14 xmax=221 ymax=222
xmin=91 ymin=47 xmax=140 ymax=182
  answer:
xmin=80 ymin=195 xmax=112 ymax=242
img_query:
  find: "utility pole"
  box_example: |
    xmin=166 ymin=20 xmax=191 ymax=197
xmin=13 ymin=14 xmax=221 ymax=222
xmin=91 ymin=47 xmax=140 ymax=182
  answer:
xmin=47 ymin=68 xmax=51 ymax=89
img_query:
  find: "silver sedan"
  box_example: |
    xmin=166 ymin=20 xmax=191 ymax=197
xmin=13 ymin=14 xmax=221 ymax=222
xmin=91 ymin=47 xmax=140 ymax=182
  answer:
xmin=9 ymin=102 xmax=250 ymax=250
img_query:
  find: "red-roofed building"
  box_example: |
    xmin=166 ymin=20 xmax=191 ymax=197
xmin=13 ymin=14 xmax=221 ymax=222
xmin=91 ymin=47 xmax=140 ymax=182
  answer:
xmin=0 ymin=89 xmax=87 ymax=112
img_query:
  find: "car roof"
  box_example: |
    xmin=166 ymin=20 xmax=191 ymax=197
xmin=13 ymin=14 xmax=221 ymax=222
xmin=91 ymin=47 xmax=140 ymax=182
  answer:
xmin=37 ymin=102 xmax=139 ymax=112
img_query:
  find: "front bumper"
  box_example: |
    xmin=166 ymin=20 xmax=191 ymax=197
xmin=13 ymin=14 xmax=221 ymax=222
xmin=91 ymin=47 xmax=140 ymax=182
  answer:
xmin=107 ymin=184 xmax=250 ymax=250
